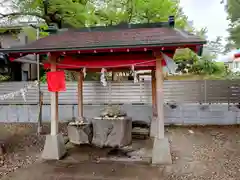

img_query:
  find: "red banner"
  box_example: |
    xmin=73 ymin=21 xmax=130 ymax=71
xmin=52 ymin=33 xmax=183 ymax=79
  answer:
xmin=46 ymin=71 xmax=66 ymax=92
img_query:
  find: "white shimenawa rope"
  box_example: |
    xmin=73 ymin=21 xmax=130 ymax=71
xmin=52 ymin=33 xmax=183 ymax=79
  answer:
xmin=100 ymin=68 xmax=107 ymax=86
xmin=56 ymin=59 xmax=157 ymax=69
xmin=0 ymin=81 xmax=38 ymax=101
xmin=0 ymin=81 xmax=40 ymax=123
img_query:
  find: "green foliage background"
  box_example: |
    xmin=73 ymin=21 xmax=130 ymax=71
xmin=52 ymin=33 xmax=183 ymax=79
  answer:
xmin=0 ymin=0 xmax=238 ymax=80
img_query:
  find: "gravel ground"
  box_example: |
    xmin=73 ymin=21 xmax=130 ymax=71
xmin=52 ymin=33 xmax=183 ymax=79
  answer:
xmin=0 ymin=123 xmax=68 ymax=178
xmin=0 ymin=123 xmax=239 ymax=180
xmin=165 ymin=125 xmax=240 ymax=179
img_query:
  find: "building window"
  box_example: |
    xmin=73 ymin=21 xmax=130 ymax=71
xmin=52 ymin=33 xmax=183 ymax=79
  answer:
xmin=233 ymin=62 xmax=240 ymax=68
xmin=236 ymin=62 xmax=240 ymax=68
xmin=22 ymin=71 xmax=28 ymax=81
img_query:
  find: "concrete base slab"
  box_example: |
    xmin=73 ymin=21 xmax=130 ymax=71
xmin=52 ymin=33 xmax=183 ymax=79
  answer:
xmin=150 ymin=117 xmax=157 ymax=137
xmin=42 ymin=134 xmax=66 ymax=160
xmin=99 ymin=157 xmax=151 ymax=164
xmin=152 ymin=137 xmax=172 ymax=165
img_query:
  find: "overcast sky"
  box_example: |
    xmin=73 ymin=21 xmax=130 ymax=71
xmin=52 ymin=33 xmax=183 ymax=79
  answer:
xmin=180 ymin=0 xmax=229 ymax=41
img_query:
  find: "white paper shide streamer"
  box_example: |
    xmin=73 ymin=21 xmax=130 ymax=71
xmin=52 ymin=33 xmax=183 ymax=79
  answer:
xmin=82 ymin=67 xmax=87 ymax=78
xmin=100 ymin=68 xmax=107 ymax=86
xmin=0 ymin=81 xmax=38 ymax=101
xmin=131 ymin=65 xmax=138 ymax=83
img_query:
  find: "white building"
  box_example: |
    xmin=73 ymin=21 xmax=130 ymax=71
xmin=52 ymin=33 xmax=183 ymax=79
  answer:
xmin=0 ymin=22 xmax=38 ymax=81
xmin=219 ymin=50 xmax=240 ymax=73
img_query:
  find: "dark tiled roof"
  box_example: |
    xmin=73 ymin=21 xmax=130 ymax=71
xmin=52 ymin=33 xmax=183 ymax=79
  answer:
xmin=0 ymin=22 xmax=206 ymax=53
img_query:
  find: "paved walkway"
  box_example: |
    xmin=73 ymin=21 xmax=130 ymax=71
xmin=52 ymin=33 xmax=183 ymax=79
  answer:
xmin=1 ymin=161 xmax=163 ymax=180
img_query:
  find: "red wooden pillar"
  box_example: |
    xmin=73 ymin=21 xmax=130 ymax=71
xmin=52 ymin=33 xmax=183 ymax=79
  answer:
xmin=151 ymin=70 xmax=157 ymax=117
xmin=50 ymin=56 xmax=59 ymax=135
xmin=155 ymin=53 xmax=164 ymax=139
xmin=77 ymin=70 xmax=84 ymax=120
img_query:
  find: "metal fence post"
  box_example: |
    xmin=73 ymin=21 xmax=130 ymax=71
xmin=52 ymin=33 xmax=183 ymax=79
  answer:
xmin=140 ymin=81 xmax=143 ymax=103
xmin=72 ymin=105 xmax=75 ymax=121
xmin=108 ymin=81 xmax=112 ymax=103
xmin=228 ymin=82 xmax=230 ymax=110
xmin=204 ymin=80 xmax=207 ymax=104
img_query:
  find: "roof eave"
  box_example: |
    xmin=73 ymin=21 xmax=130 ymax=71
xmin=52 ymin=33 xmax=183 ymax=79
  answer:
xmin=1 ymin=41 xmax=207 ymax=54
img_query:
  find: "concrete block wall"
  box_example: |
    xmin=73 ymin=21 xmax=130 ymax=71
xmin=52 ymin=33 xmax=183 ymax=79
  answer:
xmin=0 ymin=104 xmax=239 ymax=125
xmin=163 ymin=104 xmax=239 ymax=125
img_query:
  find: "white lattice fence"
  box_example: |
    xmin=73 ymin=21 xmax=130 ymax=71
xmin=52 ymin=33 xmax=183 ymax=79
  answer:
xmin=0 ymin=80 xmax=239 ymax=104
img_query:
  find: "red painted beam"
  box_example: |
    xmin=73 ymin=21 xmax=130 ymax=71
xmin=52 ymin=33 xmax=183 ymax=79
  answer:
xmin=43 ymin=59 xmax=166 ymax=70
xmin=43 ymin=66 xmax=157 ymax=71
xmin=43 ymin=53 xmax=168 ymax=70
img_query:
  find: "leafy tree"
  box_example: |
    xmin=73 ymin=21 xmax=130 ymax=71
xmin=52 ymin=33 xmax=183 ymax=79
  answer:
xmin=190 ymin=56 xmax=226 ymax=75
xmin=0 ymin=0 xmax=189 ymax=28
xmin=0 ymin=0 xmax=97 ymax=27
xmin=0 ymin=0 xmax=203 ymax=80
xmin=173 ymin=50 xmax=227 ymax=75
xmin=207 ymin=36 xmax=225 ymax=55
xmin=173 ymin=48 xmax=198 ymax=73
xmin=224 ymin=0 xmax=240 ymax=48
xmin=172 ymin=27 xmax=208 ymax=74
xmin=224 ymin=39 xmax=236 ymax=53
xmin=173 ymin=24 xmax=229 ymax=75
